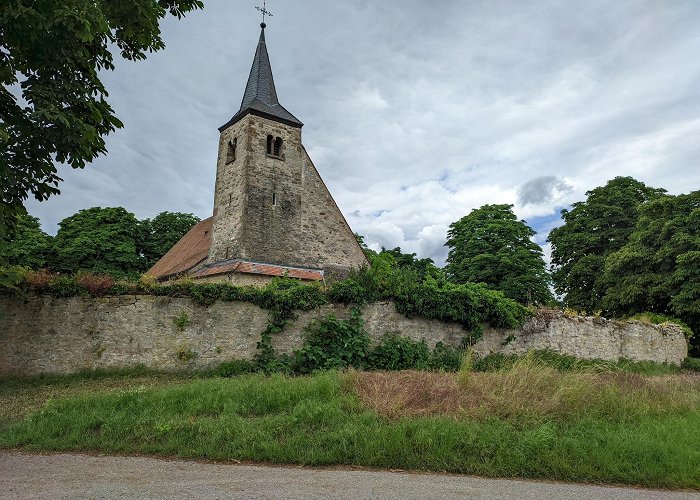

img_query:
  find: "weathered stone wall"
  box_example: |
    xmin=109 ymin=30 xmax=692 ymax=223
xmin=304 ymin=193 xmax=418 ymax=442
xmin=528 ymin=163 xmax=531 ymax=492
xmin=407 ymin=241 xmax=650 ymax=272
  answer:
xmin=208 ymin=113 xmax=367 ymax=272
xmin=0 ymin=296 xmax=687 ymax=376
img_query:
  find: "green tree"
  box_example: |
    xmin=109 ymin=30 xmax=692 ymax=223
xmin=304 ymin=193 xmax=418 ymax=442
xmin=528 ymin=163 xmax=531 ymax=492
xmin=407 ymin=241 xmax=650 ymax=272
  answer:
xmin=602 ymin=191 xmax=700 ymax=353
xmin=0 ymin=0 xmax=203 ymax=236
xmin=548 ymin=177 xmax=665 ymax=312
xmin=379 ymin=247 xmax=442 ymax=281
xmin=0 ymin=213 xmax=52 ymax=268
xmin=52 ymin=207 xmax=144 ymax=277
xmin=445 ymin=204 xmax=552 ymax=305
xmin=140 ymin=211 xmax=199 ymax=268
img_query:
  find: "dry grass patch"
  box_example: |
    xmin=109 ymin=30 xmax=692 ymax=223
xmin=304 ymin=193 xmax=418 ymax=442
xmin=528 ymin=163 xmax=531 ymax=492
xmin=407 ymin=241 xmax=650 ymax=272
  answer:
xmin=349 ymin=355 xmax=700 ymax=424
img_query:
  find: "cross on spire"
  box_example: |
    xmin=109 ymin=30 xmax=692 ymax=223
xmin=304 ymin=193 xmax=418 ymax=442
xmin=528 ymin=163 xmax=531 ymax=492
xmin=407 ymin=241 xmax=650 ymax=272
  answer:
xmin=255 ymin=1 xmax=273 ymax=27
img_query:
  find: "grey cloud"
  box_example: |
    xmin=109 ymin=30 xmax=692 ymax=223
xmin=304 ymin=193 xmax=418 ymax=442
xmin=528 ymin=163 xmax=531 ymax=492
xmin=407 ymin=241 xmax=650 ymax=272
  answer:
xmin=517 ymin=176 xmax=573 ymax=206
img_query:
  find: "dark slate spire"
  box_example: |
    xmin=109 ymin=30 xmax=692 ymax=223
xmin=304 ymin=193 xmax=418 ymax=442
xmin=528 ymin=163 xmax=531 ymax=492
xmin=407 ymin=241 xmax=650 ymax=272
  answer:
xmin=219 ymin=24 xmax=303 ymax=131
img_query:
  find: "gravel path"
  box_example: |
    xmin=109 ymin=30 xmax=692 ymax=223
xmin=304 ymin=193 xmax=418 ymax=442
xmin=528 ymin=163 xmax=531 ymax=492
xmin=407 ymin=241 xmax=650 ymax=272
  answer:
xmin=1 ymin=451 xmax=697 ymax=500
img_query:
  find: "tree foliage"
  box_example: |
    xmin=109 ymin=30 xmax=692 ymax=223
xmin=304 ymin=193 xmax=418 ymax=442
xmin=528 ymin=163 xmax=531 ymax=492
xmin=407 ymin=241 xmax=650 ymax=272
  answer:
xmin=0 ymin=0 xmax=203 ymax=236
xmin=52 ymin=207 xmax=144 ymax=277
xmin=139 ymin=211 xmax=199 ymax=269
xmin=0 ymin=213 xmax=52 ymax=268
xmin=379 ymin=247 xmax=442 ymax=281
xmin=445 ymin=204 xmax=552 ymax=305
xmin=548 ymin=177 xmax=665 ymax=312
xmin=601 ymin=191 xmax=700 ymax=353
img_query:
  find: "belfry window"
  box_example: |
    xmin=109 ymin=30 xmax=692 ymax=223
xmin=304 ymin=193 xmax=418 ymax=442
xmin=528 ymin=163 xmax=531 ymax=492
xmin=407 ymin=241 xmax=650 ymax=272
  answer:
xmin=274 ymin=137 xmax=282 ymax=156
xmin=226 ymin=138 xmax=237 ymax=163
xmin=266 ymin=135 xmax=283 ymax=158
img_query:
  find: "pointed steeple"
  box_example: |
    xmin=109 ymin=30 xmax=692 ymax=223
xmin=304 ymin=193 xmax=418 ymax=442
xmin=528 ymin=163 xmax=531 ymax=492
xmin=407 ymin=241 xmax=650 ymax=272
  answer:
xmin=219 ymin=24 xmax=303 ymax=131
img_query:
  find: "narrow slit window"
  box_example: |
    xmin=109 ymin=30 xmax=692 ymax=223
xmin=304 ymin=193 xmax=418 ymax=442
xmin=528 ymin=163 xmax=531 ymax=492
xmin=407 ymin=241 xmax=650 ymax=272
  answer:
xmin=266 ymin=135 xmax=274 ymax=155
xmin=274 ymin=137 xmax=282 ymax=157
xmin=226 ymin=138 xmax=237 ymax=163
xmin=272 ymin=192 xmax=277 ymax=206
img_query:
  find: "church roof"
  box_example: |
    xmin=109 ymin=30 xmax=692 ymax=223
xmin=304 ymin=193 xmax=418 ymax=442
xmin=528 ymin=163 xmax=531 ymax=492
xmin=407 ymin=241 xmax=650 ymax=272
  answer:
xmin=147 ymin=217 xmax=213 ymax=279
xmin=219 ymin=25 xmax=303 ymax=131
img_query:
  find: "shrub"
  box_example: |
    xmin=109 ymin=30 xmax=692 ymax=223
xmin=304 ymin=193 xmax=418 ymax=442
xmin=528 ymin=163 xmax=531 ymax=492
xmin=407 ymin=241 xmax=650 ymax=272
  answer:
xmin=0 ymin=266 xmax=28 ymax=292
xmin=425 ymin=342 xmax=462 ymax=372
xmin=367 ymin=333 xmax=430 ymax=371
xmin=24 ymin=268 xmax=53 ymax=291
xmin=76 ymin=272 xmax=114 ymax=297
xmin=292 ymin=309 xmax=370 ymax=374
xmin=49 ymin=275 xmax=81 ymax=297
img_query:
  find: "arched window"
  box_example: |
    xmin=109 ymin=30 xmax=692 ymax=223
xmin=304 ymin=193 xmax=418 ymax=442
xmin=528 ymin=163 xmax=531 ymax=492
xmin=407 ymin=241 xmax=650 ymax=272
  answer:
xmin=266 ymin=135 xmax=274 ymax=155
xmin=226 ymin=138 xmax=237 ymax=163
xmin=274 ymin=137 xmax=283 ymax=157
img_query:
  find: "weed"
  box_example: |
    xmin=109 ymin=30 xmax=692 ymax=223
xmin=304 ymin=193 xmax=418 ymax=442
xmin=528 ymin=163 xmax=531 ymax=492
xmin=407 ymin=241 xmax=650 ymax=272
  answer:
xmin=173 ymin=311 xmax=190 ymax=332
xmin=175 ymin=346 xmax=196 ymax=363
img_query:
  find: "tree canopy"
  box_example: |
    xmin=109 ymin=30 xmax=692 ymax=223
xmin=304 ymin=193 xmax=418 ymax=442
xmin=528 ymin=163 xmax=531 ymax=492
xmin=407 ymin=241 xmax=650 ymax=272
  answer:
xmin=548 ymin=177 xmax=665 ymax=312
xmin=139 ymin=211 xmax=199 ymax=269
xmin=0 ymin=213 xmax=52 ymax=268
xmin=0 ymin=0 xmax=203 ymax=236
xmin=601 ymin=191 xmax=700 ymax=353
xmin=445 ymin=204 xmax=552 ymax=305
xmin=52 ymin=207 xmax=144 ymax=277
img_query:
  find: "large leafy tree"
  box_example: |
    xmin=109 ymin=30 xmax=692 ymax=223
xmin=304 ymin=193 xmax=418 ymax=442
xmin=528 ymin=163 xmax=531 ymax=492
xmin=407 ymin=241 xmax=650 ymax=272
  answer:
xmin=548 ymin=177 xmax=665 ymax=312
xmin=0 ymin=213 xmax=52 ymax=268
xmin=52 ymin=207 xmax=144 ymax=277
xmin=602 ymin=191 xmax=700 ymax=352
xmin=445 ymin=204 xmax=552 ymax=305
xmin=378 ymin=247 xmax=442 ymax=281
xmin=0 ymin=0 xmax=204 ymax=236
xmin=139 ymin=211 xmax=199 ymax=268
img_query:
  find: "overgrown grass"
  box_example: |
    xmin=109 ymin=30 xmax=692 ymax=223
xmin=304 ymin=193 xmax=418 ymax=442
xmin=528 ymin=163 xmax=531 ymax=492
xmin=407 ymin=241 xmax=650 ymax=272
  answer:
xmin=1 ymin=366 xmax=699 ymax=489
xmin=351 ymin=354 xmax=700 ymax=423
xmin=473 ymin=350 xmax=683 ymax=376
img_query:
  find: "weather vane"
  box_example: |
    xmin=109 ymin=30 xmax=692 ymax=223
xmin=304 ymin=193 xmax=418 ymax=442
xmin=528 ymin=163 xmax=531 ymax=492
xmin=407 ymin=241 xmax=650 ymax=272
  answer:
xmin=256 ymin=1 xmax=273 ymax=26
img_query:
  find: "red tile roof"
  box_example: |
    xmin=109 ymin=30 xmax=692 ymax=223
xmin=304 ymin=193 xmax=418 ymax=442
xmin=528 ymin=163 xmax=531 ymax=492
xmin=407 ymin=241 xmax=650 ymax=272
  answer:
xmin=147 ymin=217 xmax=213 ymax=279
xmin=194 ymin=260 xmax=323 ymax=281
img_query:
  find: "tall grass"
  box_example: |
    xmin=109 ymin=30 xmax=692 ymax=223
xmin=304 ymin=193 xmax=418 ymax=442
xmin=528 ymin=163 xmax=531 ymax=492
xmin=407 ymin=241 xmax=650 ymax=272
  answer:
xmin=1 ymin=368 xmax=699 ymax=488
xmin=353 ymin=355 xmax=699 ymax=424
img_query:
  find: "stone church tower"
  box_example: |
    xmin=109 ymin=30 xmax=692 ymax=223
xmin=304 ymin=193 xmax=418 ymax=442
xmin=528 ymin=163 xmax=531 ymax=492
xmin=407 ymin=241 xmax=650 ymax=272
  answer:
xmin=148 ymin=23 xmax=368 ymax=284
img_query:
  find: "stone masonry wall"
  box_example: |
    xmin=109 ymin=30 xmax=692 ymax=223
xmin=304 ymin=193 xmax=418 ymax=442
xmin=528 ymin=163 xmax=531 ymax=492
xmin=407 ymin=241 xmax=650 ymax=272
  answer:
xmin=0 ymin=296 xmax=687 ymax=376
xmin=209 ymin=113 xmax=367 ymax=271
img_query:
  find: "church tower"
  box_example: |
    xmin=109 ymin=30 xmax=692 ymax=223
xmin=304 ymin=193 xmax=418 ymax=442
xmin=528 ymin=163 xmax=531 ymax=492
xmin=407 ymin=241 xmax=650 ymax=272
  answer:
xmin=148 ymin=21 xmax=368 ymax=283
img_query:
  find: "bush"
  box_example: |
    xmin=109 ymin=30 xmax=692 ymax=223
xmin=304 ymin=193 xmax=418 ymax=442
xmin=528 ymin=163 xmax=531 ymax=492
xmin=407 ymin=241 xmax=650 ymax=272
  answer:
xmin=76 ymin=272 xmax=114 ymax=297
xmin=292 ymin=309 xmax=370 ymax=374
xmin=0 ymin=266 xmax=28 ymax=292
xmin=425 ymin=342 xmax=462 ymax=371
xmin=367 ymin=333 xmax=430 ymax=371
xmin=49 ymin=275 xmax=81 ymax=297
xmin=24 ymin=268 xmax=53 ymax=291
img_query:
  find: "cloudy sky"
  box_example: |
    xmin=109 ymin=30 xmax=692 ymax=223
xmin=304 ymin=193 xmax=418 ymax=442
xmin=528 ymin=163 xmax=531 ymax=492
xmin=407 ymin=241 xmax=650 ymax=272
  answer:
xmin=25 ymin=0 xmax=700 ymax=266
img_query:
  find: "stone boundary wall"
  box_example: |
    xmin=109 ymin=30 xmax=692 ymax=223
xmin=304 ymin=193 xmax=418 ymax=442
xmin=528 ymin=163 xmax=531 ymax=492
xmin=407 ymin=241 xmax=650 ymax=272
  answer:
xmin=0 ymin=295 xmax=688 ymax=376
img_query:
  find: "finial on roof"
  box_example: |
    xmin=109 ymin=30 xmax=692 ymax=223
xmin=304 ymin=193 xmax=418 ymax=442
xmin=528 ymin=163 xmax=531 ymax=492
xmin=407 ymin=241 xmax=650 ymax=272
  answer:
xmin=256 ymin=1 xmax=273 ymax=26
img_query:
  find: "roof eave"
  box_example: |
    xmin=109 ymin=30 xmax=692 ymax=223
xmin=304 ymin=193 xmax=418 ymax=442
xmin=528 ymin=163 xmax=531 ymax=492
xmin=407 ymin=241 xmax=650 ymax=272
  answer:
xmin=219 ymin=107 xmax=304 ymax=133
